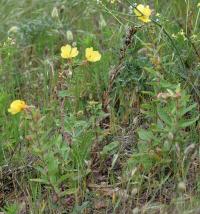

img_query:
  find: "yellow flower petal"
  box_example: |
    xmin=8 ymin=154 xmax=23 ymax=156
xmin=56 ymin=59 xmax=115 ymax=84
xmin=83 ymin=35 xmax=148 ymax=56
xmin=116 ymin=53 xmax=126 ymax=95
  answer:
xmin=85 ymin=47 xmax=93 ymax=59
xmin=90 ymin=51 xmax=101 ymax=62
xmin=61 ymin=44 xmax=71 ymax=58
xmin=134 ymin=4 xmax=143 ymax=18
xmin=70 ymin=47 xmax=79 ymax=58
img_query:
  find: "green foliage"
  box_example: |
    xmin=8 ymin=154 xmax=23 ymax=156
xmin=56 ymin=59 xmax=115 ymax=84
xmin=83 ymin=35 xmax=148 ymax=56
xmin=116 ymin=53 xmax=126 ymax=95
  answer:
xmin=100 ymin=141 xmax=120 ymax=157
xmin=1 ymin=203 xmax=20 ymax=214
xmin=128 ymin=84 xmax=199 ymax=174
xmin=0 ymin=0 xmax=200 ymax=213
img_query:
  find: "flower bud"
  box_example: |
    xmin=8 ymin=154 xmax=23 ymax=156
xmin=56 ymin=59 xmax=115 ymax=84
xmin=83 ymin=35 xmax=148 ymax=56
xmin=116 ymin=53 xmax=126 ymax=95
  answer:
xmin=66 ymin=30 xmax=73 ymax=42
xmin=51 ymin=7 xmax=59 ymax=19
xmin=178 ymin=182 xmax=186 ymax=192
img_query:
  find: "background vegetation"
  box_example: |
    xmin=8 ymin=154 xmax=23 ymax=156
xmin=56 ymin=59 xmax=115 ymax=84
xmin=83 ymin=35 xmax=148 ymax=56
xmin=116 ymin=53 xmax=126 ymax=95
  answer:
xmin=0 ymin=0 xmax=200 ymax=213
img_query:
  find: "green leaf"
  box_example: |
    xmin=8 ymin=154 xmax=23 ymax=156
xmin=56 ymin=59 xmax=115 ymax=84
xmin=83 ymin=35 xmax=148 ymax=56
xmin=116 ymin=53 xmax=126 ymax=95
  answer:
xmin=58 ymin=90 xmax=70 ymax=98
xmin=30 ymin=178 xmax=50 ymax=185
xmin=72 ymin=201 xmax=90 ymax=214
xmin=100 ymin=141 xmax=120 ymax=156
xmin=57 ymin=174 xmax=71 ymax=185
xmin=179 ymin=116 xmax=199 ymax=128
xmin=179 ymin=103 xmax=197 ymax=116
xmin=157 ymin=108 xmax=172 ymax=126
xmin=138 ymin=129 xmax=154 ymax=141
xmin=58 ymin=188 xmax=77 ymax=197
xmin=131 ymin=152 xmax=155 ymax=171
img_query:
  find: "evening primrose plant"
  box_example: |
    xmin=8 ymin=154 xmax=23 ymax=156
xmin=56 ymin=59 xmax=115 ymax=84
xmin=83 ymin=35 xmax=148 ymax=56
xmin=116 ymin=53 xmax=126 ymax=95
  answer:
xmin=14 ymin=42 xmax=103 ymax=208
xmin=5 ymin=98 xmax=100 ymax=210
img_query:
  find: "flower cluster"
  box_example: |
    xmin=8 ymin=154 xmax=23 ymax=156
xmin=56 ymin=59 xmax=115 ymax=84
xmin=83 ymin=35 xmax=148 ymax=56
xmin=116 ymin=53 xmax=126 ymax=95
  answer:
xmin=8 ymin=46 xmax=101 ymax=115
xmin=61 ymin=44 xmax=101 ymax=63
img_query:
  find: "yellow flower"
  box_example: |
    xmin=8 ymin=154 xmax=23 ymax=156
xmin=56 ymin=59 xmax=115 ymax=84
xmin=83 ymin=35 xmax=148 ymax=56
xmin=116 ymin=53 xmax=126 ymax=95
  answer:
xmin=8 ymin=100 xmax=27 ymax=115
xmin=61 ymin=44 xmax=79 ymax=59
xmin=85 ymin=47 xmax=101 ymax=62
xmin=134 ymin=4 xmax=152 ymax=23
xmin=198 ymin=2 xmax=200 ymax=7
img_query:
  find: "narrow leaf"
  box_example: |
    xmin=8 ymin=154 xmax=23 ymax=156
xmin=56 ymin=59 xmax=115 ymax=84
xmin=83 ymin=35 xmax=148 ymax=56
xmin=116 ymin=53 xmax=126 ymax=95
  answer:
xmin=179 ymin=116 xmax=199 ymax=128
xmin=30 ymin=178 xmax=50 ymax=185
xmin=157 ymin=108 xmax=172 ymax=126
xmin=179 ymin=103 xmax=197 ymax=116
